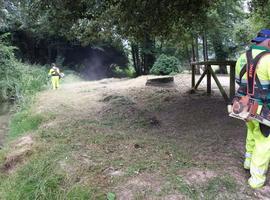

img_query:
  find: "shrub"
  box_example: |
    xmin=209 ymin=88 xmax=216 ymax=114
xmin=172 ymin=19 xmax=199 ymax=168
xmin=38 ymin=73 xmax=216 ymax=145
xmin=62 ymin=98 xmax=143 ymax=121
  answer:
xmin=112 ymin=65 xmax=136 ymax=78
xmin=0 ymin=34 xmax=48 ymax=102
xmin=150 ymin=54 xmax=182 ymax=75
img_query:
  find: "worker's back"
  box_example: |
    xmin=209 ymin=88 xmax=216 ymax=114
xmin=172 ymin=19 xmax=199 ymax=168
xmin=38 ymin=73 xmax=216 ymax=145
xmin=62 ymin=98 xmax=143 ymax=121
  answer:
xmin=236 ymin=45 xmax=270 ymax=101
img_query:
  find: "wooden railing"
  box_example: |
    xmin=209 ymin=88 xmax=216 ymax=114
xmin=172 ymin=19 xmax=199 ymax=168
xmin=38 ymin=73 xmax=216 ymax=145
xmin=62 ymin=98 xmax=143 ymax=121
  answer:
xmin=190 ymin=61 xmax=236 ymax=103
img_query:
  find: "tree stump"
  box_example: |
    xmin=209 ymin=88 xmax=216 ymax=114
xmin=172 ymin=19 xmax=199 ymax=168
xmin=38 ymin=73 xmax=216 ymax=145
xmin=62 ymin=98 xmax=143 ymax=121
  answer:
xmin=146 ymin=76 xmax=174 ymax=86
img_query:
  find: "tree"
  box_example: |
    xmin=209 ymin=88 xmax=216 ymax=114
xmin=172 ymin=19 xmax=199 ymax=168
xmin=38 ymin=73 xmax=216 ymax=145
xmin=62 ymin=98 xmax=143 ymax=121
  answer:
xmin=248 ymin=0 xmax=270 ymax=32
xmin=20 ymin=0 xmax=215 ymax=75
xmin=4 ymin=0 xmax=248 ymax=76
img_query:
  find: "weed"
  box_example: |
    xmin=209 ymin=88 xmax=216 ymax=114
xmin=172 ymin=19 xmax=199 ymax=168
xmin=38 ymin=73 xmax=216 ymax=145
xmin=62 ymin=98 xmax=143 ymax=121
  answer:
xmin=107 ymin=192 xmax=116 ymax=200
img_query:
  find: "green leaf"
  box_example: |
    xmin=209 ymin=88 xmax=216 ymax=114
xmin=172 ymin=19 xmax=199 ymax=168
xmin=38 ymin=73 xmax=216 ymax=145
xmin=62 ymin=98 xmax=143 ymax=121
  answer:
xmin=107 ymin=192 xmax=116 ymax=200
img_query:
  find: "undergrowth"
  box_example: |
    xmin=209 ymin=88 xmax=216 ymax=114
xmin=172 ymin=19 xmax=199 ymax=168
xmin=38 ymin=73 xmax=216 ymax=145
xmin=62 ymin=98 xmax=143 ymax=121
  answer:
xmin=0 ymin=34 xmax=48 ymax=103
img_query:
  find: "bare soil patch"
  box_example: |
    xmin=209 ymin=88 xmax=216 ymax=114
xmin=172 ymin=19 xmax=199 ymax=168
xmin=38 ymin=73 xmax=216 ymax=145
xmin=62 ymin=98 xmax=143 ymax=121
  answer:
xmin=178 ymin=168 xmax=217 ymax=185
xmin=116 ymin=173 xmax=165 ymax=200
xmin=2 ymin=135 xmax=34 ymax=173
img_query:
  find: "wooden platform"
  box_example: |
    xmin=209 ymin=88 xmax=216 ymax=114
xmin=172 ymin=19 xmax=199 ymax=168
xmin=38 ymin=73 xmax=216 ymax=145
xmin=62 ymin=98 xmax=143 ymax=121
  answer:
xmin=190 ymin=61 xmax=236 ymax=103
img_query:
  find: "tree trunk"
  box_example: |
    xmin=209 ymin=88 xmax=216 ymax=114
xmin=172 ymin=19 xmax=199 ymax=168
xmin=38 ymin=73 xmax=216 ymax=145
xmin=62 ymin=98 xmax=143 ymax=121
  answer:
xmin=192 ymin=36 xmax=200 ymax=74
xmin=195 ymin=36 xmax=199 ymax=61
xmin=191 ymin=38 xmax=195 ymax=62
xmin=202 ymin=32 xmax=208 ymax=61
xmin=131 ymin=43 xmax=141 ymax=76
xmin=195 ymin=36 xmax=201 ymax=74
xmin=142 ymin=33 xmax=155 ymax=74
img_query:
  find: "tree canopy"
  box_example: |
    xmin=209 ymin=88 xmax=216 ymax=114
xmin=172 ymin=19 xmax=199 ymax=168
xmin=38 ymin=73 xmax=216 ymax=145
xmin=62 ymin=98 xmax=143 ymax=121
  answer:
xmin=0 ymin=0 xmax=268 ymax=77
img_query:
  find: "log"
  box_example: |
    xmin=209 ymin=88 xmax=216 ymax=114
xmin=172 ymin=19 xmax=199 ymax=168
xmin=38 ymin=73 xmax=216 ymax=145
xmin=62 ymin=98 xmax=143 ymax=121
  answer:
xmin=146 ymin=76 xmax=174 ymax=86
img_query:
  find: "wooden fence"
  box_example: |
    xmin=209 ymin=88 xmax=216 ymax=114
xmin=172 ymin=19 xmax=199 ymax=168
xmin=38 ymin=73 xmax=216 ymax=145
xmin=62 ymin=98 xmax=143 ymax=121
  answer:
xmin=190 ymin=61 xmax=236 ymax=103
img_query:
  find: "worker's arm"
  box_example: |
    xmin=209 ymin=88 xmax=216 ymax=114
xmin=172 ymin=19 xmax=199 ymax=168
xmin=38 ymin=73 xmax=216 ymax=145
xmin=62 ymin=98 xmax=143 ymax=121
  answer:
xmin=235 ymin=58 xmax=241 ymax=85
xmin=235 ymin=54 xmax=246 ymax=86
xmin=267 ymin=56 xmax=270 ymax=79
xmin=48 ymin=69 xmax=53 ymax=76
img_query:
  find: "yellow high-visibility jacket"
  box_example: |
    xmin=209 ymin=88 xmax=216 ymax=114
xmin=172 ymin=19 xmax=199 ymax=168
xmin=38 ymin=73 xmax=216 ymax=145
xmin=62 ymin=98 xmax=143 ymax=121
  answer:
xmin=48 ymin=67 xmax=60 ymax=76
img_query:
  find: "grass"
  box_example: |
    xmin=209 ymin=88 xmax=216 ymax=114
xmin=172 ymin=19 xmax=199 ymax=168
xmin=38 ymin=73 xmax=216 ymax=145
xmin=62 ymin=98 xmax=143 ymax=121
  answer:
xmin=167 ymin=174 xmax=239 ymax=200
xmin=173 ymin=176 xmax=199 ymax=199
xmin=202 ymin=176 xmax=237 ymax=199
xmin=9 ymin=109 xmax=44 ymax=138
xmin=0 ymin=110 xmax=243 ymax=199
xmin=67 ymin=186 xmax=93 ymax=199
xmin=0 ymin=139 xmax=104 ymax=200
xmin=0 ymin=146 xmax=66 ymax=199
xmin=0 ymin=75 xmax=256 ymax=199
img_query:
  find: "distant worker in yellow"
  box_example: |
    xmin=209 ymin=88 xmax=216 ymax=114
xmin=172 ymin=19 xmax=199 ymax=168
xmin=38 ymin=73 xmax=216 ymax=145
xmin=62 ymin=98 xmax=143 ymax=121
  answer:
xmin=48 ymin=63 xmax=62 ymax=90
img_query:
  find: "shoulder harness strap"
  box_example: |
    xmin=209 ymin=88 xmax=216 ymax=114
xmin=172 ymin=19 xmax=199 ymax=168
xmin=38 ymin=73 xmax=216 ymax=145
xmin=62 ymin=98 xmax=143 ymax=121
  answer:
xmin=239 ymin=50 xmax=270 ymax=95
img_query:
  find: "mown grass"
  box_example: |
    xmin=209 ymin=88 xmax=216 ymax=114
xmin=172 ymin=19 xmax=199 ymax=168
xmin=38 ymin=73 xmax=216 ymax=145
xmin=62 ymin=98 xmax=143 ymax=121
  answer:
xmin=0 ymin=80 xmax=255 ymax=199
xmin=0 ymin=111 xmax=243 ymax=199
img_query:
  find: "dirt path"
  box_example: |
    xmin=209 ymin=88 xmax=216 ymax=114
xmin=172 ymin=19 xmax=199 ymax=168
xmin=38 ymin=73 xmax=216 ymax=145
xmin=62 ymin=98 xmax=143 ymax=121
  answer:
xmin=23 ymin=74 xmax=269 ymax=199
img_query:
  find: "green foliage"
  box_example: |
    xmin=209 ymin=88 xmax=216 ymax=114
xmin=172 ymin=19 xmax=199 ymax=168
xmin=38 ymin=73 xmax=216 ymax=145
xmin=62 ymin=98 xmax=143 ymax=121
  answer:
xmin=2 ymin=0 xmax=248 ymax=76
xmin=248 ymin=2 xmax=270 ymax=34
xmin=150 ymin=54 xmax=181 ymax=75
xmin=124 ymin=66 xmax=137 ymax=78
xmin=18 ymin=64 xmax=48 ymax=98
xmin=107 ymin=192 xmax=116 ymax=200
xmin=112 ymin=65 xmax=136 ymax=78
xmin=0 ymin=34 xmax=48 ymax=102
xmin=205 ymin=0 xmax=245 ymax=60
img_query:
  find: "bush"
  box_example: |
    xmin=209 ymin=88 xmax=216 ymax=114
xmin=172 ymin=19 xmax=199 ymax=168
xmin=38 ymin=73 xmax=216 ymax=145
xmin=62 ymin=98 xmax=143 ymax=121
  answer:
xmin=150 ymin=54 xmax=182 ymax=75
xmin=112 ymin=65 xmax=136 ymax=78
xmin=0 ymin=34 xmax=48 ymax=102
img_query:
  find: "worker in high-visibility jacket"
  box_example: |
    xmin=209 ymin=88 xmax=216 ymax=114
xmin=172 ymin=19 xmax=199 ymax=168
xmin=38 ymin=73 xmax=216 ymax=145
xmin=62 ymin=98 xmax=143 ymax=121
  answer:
xmin=48 ymin=63 xmax=61 ymax=90
xmin=235 ymin=29 xmax=270 ymax=189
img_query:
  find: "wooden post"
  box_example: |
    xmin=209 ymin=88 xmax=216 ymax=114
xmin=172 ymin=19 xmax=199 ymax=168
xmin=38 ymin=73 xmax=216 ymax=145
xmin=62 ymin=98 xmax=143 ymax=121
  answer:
xmin=209 ymin=67 xmax=229 ymax=102
xmin=191 ymin=60 xmax=236 ymax=101
xmin=192 ymin=64 xmax=195 ymax=88
xmin=194 ymin=69 xmax=207 ymax=90
xmin=207 ymin=65 xmax=211 ymax=95
xmin=230 ymin=63 xmax=236 ymax=100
